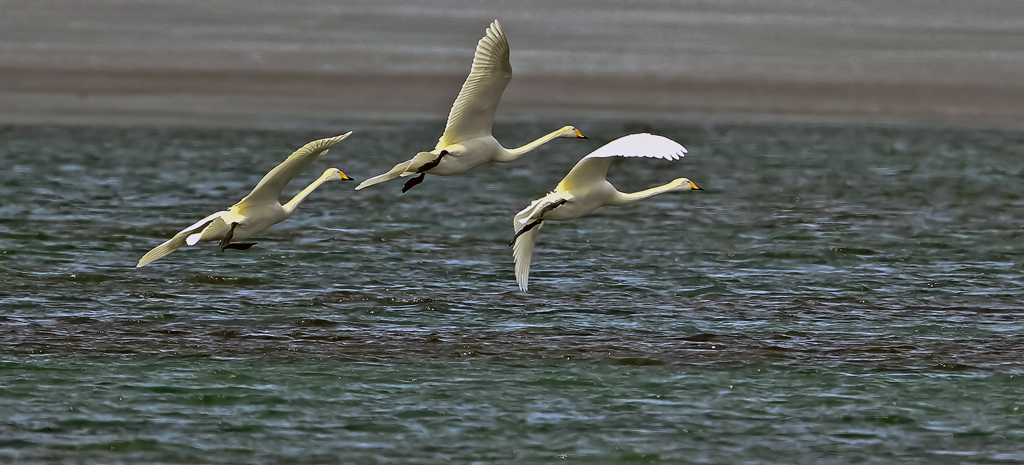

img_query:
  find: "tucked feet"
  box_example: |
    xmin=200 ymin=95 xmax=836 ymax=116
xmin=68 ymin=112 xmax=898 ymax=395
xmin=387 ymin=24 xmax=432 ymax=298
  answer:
xmin=401 ymin=150 xmax=449 ymax=193
xmin=219 ymin=222 xmax=238 ymax=252
xmin=510 ymin=220 xmax=543 ymax=247
xmin=402 ymin=173 xmax=426 ymax=193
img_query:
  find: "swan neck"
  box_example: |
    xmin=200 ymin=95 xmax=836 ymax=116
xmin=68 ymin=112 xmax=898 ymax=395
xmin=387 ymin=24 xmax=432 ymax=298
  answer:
xmin=610 ymin=182 xmax=679 ymax=206
xmin=501 ymin=128 xmax=567 ymax=161
xmin=283 ymin=172 xmax=333 ymax=213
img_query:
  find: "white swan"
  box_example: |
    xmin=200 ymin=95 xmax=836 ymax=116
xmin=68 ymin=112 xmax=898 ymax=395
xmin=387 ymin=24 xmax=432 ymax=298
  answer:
xmin=511 ymin=133 xmax=702 ymax=291
xmin=355 ymin=19 xmax=587 ymax=193
xmin=137 ymin=132 xmax=354 ymax=267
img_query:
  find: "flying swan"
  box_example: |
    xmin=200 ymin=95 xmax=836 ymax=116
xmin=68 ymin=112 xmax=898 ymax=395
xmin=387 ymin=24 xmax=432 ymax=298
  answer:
xmin=137 ymin=132 xmax=354 ymax=267
xmin=511 ymin=133 xmax=703 ymax=291
xmin=355 ymin=19 xmax=587 ymax=193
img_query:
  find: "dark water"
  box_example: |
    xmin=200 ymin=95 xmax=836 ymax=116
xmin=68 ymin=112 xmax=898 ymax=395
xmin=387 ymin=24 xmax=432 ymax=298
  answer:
xmin=2 ymin=121 xmax=1024 ymax=463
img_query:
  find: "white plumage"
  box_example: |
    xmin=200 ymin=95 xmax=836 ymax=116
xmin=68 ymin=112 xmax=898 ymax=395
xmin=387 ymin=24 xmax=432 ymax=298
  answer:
xmin=440 ymin=19 xmax=512 ymax=147
xmin=512 ymin=134 xmax=702 ymax=291
xmin=576 ymin=133 xmax=688 ymax=161
xmin=137 ymin=133 xmax=354 ymax=267
xmin=355 ymin=20 xmax=587 ymax=193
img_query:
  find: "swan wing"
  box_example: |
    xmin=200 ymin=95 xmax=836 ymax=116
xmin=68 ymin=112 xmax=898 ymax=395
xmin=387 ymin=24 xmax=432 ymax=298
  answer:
xmin=513 ymin=192 xmax=571 ymax=229
xmin=355 ymin=160 xmax=413 ymax=190
xmin=238 ymin=132 xmax=352 ymax=206
xmin=514 ymin=197 xmax=547 ymax=229
xmin=512 ymin=222 xmax=541 ymax=292
xmin=511 ymin=192 xmax=573 ymax=292
xmin=136 ymin=211 xmax=225 ymax=267
xmin=438 ymin=20 xmax=511 ymax=147
xmin=137 ymin=235 xmax=188 ymax=268
xmin=557 ymin=133 xmax=687 ymax=190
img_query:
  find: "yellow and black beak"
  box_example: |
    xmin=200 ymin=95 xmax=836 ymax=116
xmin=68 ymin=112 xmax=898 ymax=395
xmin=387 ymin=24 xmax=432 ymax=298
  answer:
xmin=340 ymin=171 xmax=353 ymax=181
xmin=689 ymin=181 xmax=702 ymax=190
xmin=574 ymin=128 xmax=588 ymax=139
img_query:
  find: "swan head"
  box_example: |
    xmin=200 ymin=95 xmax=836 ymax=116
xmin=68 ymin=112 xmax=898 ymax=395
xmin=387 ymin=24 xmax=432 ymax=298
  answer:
xmin=324 ymin=168 xmax=353 ymax=181
xmin=670 ymin=178 xmax=702 ymax=192
xmin=559 ymin=126 xmax=588 ymax=139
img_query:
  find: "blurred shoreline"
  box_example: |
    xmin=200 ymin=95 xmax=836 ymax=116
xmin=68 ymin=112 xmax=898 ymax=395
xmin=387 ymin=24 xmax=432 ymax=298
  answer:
xmin=3 ymin=68 xmax=1022 ymax=131
xmin=2 ymin=0 xmax=1023 ymax=130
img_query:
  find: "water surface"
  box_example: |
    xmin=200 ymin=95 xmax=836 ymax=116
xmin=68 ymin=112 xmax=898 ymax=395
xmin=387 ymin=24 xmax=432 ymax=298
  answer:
xmin=2 ymin=121 xmax=1024 ymax=463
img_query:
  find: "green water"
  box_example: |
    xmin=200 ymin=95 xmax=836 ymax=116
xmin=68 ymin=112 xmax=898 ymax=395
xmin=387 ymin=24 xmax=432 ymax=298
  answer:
xmin=2 ymin=122 xmax=1024 ymax=463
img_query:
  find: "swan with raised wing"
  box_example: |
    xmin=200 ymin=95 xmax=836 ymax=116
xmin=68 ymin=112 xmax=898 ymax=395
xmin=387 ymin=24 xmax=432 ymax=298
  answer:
xmin=511 ymin=133 xmax=702 ymax=291
xmin=137 ymin=133 xmax=354 ymax=267
xmin=355 ymin=20 xmax=587 ymax=193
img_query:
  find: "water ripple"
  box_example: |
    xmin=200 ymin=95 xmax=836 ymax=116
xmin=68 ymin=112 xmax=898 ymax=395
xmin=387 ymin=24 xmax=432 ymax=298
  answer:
xmin=2 ymin=122 xmax=1024 ymax=462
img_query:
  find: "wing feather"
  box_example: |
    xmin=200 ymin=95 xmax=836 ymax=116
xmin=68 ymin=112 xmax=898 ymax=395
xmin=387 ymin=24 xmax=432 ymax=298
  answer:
xmin=136 ymin=211 xmax=224 ymax=267
xmin=514 ymin=197 xmax=546 ymax=231
xmin=238 ymin=132 xmax=352 ymax=206
xmin=557 ymin=134 xmax=687 ymax=190
xmin=438 ymin=20 xmax=512 ymax=147
xmin=136 ymin=236 xmax=188 ymax=268
xmin=512 ymin=224 xmax=541 ymax=292
xmin=355 ymin=160 xmax=412 ymax=190
xmin=511 ymin=192 xmax=572 ymax=292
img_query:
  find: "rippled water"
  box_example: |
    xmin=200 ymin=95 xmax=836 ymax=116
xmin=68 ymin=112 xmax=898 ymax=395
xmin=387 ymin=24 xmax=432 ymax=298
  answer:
xmin=2 ymin=121 xmax=1024 ymax=463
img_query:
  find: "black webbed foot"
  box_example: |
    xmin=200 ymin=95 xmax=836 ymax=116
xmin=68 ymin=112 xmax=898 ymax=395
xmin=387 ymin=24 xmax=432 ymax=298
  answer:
xmin=402 ymin=173 xmax=426 ymax=193
xmin=402 ymin=150 xmax=449 ymax=193
xmin=417 ymin=150 xmax=448 ymax=173
xmin=219 ymin=222 xmax=238 ymax=252
xmin=223 ymin=242 xmax=257 ymax=250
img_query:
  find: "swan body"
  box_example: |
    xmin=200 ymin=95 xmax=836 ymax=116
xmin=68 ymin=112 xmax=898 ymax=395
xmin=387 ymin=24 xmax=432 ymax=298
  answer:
xmin=137 ymin=132 xmax=354 ymax=267
xmin=511 ymin=133 xmax=702 ymax=291
xmin=355 ymin=19 xmax=587 ymax=192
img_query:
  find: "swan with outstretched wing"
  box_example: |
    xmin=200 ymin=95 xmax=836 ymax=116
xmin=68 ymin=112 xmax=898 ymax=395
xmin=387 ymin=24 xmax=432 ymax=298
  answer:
xmin=137 ymin=132 xmax=354 ymax=267
xmin=512 ymin=133 xmax=702 ymax=291
xmin=355 ymin=20 xmax=587 ymax=193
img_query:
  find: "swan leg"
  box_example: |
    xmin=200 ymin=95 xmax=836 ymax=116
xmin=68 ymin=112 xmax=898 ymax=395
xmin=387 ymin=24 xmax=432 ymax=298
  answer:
xmin=402 ymin=173 xmax=426 ymax=193
xmin=219 ymin=222 xmax=238 ymax=252
xmin=400 ymin=150 xmax=449 ymax=193
xmin=540 ymin=198 xmax=567 ymax=216
xmin=417 ymin=150 xmax=447 ymax=172
xmin=510 ymin=219 xmax=542 ymax=247
xmin=509 ymin=199 xmax=567 ymax=246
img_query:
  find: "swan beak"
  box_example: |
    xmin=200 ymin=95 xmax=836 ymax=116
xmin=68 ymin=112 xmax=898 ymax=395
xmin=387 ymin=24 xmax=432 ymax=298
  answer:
xmin=339 ymin=171 xmax=353 ymax=181
xmin=689 ymin=181 xmax=702 ymax=190
xmin=573 ymin=128 xmax=588 ymax=139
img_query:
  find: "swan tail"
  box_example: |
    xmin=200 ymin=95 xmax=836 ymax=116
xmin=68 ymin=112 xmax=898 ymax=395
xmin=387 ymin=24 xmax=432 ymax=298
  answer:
xmin=136 ymin=235 xmax=188 ymax=267
xmin=355 ymin=160 xmax=413 ymax=190
xmin=136 ymin=214 xmax=222 ymax=267
xmin=512 ymin=223 xmax=542 ymax=292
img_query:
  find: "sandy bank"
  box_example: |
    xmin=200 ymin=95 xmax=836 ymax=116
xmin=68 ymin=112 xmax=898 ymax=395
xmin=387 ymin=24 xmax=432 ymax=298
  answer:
xmin=1 ymin=67 xmax=1022 ymax=130
xmin=2 ymin=0 xmax=1023 ymax=129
